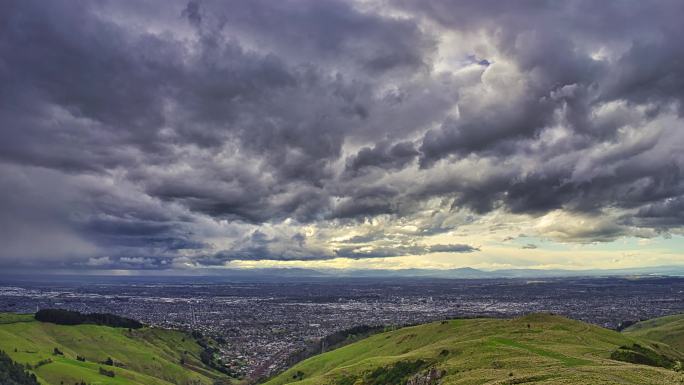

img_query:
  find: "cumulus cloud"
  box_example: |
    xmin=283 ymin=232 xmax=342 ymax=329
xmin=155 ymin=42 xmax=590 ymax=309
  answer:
xmin=0 ymin=0 xmax=683 ymax=269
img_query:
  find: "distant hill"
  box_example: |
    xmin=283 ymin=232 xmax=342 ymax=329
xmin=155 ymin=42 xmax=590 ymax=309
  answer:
xmin=192 ymin=265 xmax=684 ymax=279
xmin=2 ymin=265 xmax=683 ymax=282
xmin=264 ymin=314 xmax=684 ymax=385
xmin=317 ymin=265 xmax=684 ymax=279
xmin=624 ymin=313 xmax=684 ymax=354
xmin=0 ymin=313 xmax=234 ymax=385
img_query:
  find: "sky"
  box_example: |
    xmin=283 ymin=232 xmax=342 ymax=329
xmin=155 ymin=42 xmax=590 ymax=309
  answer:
xmin=1 ymin=0 xmax=683 ymax=272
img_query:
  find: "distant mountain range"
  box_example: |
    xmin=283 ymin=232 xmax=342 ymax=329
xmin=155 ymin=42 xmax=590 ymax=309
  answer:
xmin=2 ymin=265 xmax=683 ymax=281
xmin=193 ymin=265 xmax=684 ymax=279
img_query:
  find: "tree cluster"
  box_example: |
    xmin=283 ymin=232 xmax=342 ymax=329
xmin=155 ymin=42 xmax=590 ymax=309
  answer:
xmin=34 ymin=309 xmax=143 ymax=329
xmin=0 ymin=350 xmax=40 ymax=385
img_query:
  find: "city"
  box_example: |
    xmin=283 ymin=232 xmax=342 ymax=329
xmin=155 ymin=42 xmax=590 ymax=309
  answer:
xmin=1 ymin=275 xmax=682 ymax=381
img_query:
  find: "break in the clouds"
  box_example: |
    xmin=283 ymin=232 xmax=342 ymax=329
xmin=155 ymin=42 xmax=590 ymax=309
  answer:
xmin=1 ymin=0 xmax=683 ymax=270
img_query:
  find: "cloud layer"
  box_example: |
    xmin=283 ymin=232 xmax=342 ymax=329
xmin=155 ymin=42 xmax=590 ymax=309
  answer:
xmin=1 ymin=0 xmax=683 ymax=269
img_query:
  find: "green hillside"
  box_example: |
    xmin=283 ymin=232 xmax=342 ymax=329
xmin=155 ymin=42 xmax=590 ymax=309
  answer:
xmin=0 ymin=313 xmax=233 ymax=385
xmin=264 ymin=314 xmax=684 ymax=385
xmin=623 ymin=314 xmax=684 ymax=353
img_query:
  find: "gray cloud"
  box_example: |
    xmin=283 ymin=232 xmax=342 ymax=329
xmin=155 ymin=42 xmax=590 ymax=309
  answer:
xmin=0 ymin=0 xmax=683 ymax=268
xmin=346 ymin=141 xmax=419 ymax=174
xmin=633 ymin=197 xmax=684 ymax=230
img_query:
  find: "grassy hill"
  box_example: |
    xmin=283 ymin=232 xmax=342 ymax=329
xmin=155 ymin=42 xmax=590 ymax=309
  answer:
xmin=623 ymin=314 xmax=684 ymax=353
xmin=0 ymin=313 xmax=233 ymax=385
xmin=264 ymin=314 xmax=684 ymax=385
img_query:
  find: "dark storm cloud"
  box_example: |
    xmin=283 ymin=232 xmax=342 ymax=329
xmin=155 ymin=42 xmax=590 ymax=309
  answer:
xmin=182 ymin=0 xmax=202 ymax=26
xmin=633 ymin=197 xmax=684 ymax=229
xmin=330 ymin=184 xmax=403 ymax=219
xmin=199 ymin=0 xmax=434 ymax=75
xmin=407 ymin=0 xmax=683 ymax=163
xmin=346 ymin=141 xmax=419 ymax=174
xmin=1 ymin=0 xmax=683 ymax=267
xmin=198 ymin=230 xmax=327 ymax=263
xmin=404 ymin=0 xmax=684 ymax=226
xmin=419 ymin=96 xmax=557 ymax=167
xmin=0 ymin=165 xmax=98 ymax=265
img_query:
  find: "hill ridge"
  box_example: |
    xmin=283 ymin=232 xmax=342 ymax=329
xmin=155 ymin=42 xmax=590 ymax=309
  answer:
xmin=0 ymin=312 xmax=235 ymax=385
xmin=264 ymin=313 xmax=684 ymax=385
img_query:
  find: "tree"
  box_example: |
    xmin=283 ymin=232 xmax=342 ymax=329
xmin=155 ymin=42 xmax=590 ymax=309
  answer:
xmin=35 ymin=309 xmax=142 ymax=329
xmin=0 ymin=350 xmax=40 ymax=385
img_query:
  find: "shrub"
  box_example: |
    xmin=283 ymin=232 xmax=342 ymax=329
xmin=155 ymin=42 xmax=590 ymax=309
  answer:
xmin=99 ymin=367 xmax=115 ymax=377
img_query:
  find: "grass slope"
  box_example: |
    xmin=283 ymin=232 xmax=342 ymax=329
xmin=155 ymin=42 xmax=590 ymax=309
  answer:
xmin=624 ymin=314 xmax=684 ymax=353
xmin=0 ymin=313 xmax=232 ymax=385
xmin=264 ymin=314 xmax=684 ymax=385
